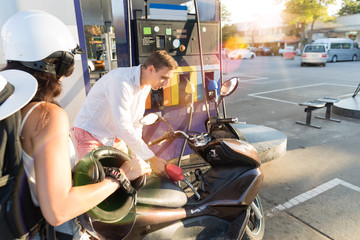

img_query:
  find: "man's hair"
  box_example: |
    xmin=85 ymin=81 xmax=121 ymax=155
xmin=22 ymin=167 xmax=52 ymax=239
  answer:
xmin=143 ymin=50 xmax=178 ymax=71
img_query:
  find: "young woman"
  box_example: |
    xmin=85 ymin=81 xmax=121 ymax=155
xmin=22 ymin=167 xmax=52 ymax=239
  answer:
xmin=1 ymin=10 xmax=151 ymax=238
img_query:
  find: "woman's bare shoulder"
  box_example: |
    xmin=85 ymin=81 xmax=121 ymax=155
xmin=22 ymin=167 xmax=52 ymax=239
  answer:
xmin=22 ymin=102 xmax=69 ymax=133
xmin=42 ymin=102 xmax=69 ymax=128
xmin=25 ymin=101 xmax=67 ymax=119
xmin=21 ymin=102 xmax=70 ymax=154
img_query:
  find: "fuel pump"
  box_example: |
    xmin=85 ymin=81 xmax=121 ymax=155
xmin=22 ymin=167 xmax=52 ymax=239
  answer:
xmin=133 ymin=16 xmax=220 ymax=111
xmin=130 ymin=0 xmax=222 ymax=160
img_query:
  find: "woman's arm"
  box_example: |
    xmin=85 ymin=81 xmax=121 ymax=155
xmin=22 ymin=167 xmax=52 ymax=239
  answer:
xmin=29 ymin=104 xmax=150 ymax=226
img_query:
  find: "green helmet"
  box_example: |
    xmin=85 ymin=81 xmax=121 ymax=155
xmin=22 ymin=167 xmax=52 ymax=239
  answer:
xmin=73 ymin=146 xmax=145 ymax=239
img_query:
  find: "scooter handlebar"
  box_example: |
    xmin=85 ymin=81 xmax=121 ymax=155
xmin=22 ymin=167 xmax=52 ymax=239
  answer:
xmin=148 ymin=131 xmax=190 ymax=146
xmin=148 ymin=135 xmax=168 ymax=146
xmin=148 ymin=131 xmax=174 ymax=146
xmin=217 ymin=117 xmax=238 ymax=124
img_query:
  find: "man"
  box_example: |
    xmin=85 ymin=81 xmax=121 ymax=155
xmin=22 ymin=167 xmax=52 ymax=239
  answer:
xmin=73 ymin=50 xmax=178 ymax=177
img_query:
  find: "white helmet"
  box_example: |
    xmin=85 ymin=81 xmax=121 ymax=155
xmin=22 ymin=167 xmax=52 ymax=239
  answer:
xmin=1 ymin=10 xmax=83 ymax=77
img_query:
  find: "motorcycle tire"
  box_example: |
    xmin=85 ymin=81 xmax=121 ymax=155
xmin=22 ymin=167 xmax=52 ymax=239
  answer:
xmin=242 ymin=195 xmax=265 ymax=240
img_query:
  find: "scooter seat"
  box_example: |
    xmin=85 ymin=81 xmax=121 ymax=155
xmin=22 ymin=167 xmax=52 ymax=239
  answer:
xmin=137 ymin=176 xmax=187 ymax=208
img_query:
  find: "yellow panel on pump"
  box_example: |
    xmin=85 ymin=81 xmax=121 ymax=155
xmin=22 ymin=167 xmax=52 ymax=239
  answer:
xmin=172 ymin=66 xmax=197 ymax=105
xmin=190 ymin=71 xmax=198 ymax=102
xmin=163 ymin=84 xmax=171 ymax=106
xmin=169 ymin=72 xmax=179 ymax=106
xmin=145 ymin=92 xmax=151 ymax=109
xmin=144 ymin=66 xmax=198 ymax=109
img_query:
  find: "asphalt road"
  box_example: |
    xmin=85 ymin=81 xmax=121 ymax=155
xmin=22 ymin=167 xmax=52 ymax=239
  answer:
xmin=223 ymin=56 xmax=360 ymax=240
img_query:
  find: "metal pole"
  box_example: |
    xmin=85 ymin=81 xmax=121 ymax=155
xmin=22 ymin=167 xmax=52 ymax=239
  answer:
xmin=177 ymin=106 xmax=193 ymax=168
xmin=144 ymin=0 xmax=147 ymax=19
xmin=193 ymin=0 xmax=210 ymax=119
xmin=218 ymin=0 xmax=227 ymax=118
xmin=126 ymin=0 xmax=133 ymax=67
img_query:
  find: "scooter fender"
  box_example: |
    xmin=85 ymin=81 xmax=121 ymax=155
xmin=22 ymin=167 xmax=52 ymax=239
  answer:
xmin=185 ymin=167 xmax=263 ymax=221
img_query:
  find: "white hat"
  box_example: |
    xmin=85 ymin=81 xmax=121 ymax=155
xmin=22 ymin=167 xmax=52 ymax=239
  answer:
xmin=0 ymin=70 xmax=38 ymax=120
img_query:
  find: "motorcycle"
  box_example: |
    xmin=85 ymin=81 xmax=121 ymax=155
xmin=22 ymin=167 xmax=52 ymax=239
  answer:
xmin=76 ymin=77 xmax=265 ymax=240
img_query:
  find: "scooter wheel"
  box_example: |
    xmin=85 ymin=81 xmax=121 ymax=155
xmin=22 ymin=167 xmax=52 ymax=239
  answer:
xmin=242 ymin=195 xmax=265 ymax=240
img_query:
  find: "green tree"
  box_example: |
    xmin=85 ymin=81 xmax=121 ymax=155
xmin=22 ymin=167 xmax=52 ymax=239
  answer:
xmin=222 ymin=24 xmax=238 ymax=43
xmin=282 ymin=0 xmax=334 ymax=43
xmin=221 ymin=3 xmax=231 ymax=24
xmin=338 ymin=0 xmax=360 ymax=16
xmin=221 ymin=4 xmax=239 ymax=45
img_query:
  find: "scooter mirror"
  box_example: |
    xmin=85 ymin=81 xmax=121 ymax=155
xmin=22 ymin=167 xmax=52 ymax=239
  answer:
xmin=140 ymin=113 xmax=159 ymax=126
xmin=220 ymin=77 xmax=239 ymax=97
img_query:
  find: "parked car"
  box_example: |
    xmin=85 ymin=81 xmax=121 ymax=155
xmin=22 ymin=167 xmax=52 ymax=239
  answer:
xmin=314 ymin=38 xmax=360 ymax=62
xmin=255 ymin=47 xmax=272 ymax=56
xmin=278 ymin=48 xmax=285 ymax=55
xmin=283 ymin=46 xmax=297 ymax=60
xmin=228 ymin=49 xmax=256 ymax=60
xmin=248 ymin=47 xmax=256 ymax=53
xmin=300 ymin=44 xmax=327 ymax=67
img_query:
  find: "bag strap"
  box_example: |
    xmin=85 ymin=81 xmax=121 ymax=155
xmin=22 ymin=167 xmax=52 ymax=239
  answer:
xmin=45 ymin=223 xmax=56 ymax=240
xmin=19 ymin=101 xmax=44 ymax=134
xmin=0 ymin=174 xmax=14 ymax=188
xmin=43 ymin=222 xmax=73 ymax=240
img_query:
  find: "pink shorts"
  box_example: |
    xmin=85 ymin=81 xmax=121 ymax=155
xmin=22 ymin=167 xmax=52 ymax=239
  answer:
xmin=72 ymin=127 xmax=128 ymax=160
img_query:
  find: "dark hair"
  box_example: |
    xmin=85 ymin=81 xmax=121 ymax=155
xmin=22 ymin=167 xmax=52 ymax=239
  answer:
xmin=2 ymin=59 xmax=74 ymax=102
xmin=1 ymin=57 xmax=74 ymax=127
xmin=143 ymin=50 xmax=178 ymax=71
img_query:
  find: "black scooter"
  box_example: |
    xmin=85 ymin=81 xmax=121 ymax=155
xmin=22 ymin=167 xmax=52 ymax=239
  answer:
xmin=123 ymin=77 xmax=265 ymax=240
xmin=77 ymin=77 xmax=265 ymax=240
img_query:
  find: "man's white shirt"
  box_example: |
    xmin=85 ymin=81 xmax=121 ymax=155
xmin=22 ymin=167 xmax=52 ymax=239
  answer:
xmin=73 ymin=65 xmax=154 ymax=160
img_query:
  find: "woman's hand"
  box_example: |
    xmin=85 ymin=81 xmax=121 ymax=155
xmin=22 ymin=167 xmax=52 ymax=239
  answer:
xmin=120 ymin=156 xmax=152 ymax=181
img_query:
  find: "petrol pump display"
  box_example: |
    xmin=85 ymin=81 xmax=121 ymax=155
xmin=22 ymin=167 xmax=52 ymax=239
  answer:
xmin=135 ymin=20 xmax=219 ymax=59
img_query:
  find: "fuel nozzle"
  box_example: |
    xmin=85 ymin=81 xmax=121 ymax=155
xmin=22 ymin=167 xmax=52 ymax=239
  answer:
xmin=166 ymin=164 xmax=201 ymax=200
xmin=207 ymin=79 xmax=218 ymax=102
xmin=184 ymin=80 xmax=195 ymax=107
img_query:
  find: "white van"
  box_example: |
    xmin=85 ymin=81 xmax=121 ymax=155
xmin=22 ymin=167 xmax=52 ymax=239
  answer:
xmin=314 ymin=38 xmax=360 ymax=62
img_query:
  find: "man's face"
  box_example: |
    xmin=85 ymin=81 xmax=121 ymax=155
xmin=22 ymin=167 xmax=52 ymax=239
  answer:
xmin=148 ymin=66 xmax=174 ymax=90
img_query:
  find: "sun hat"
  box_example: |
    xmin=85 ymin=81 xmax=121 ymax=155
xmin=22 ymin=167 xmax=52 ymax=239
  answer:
xmin=0 ymin=70 xmax=38 ymax=120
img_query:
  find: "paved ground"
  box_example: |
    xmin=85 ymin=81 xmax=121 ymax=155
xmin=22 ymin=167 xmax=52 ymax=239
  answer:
xmin=177 ymin=56 xmax=360 ymax=240
xmin=224 ymin=56 xmax=360 ymax=240
xmin=261 ymin=133 xmax=360 ymax=240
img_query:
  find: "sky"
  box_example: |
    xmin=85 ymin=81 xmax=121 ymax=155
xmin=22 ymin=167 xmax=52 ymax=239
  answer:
xmin=221 ymin=0 xmax=343 ymax=25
